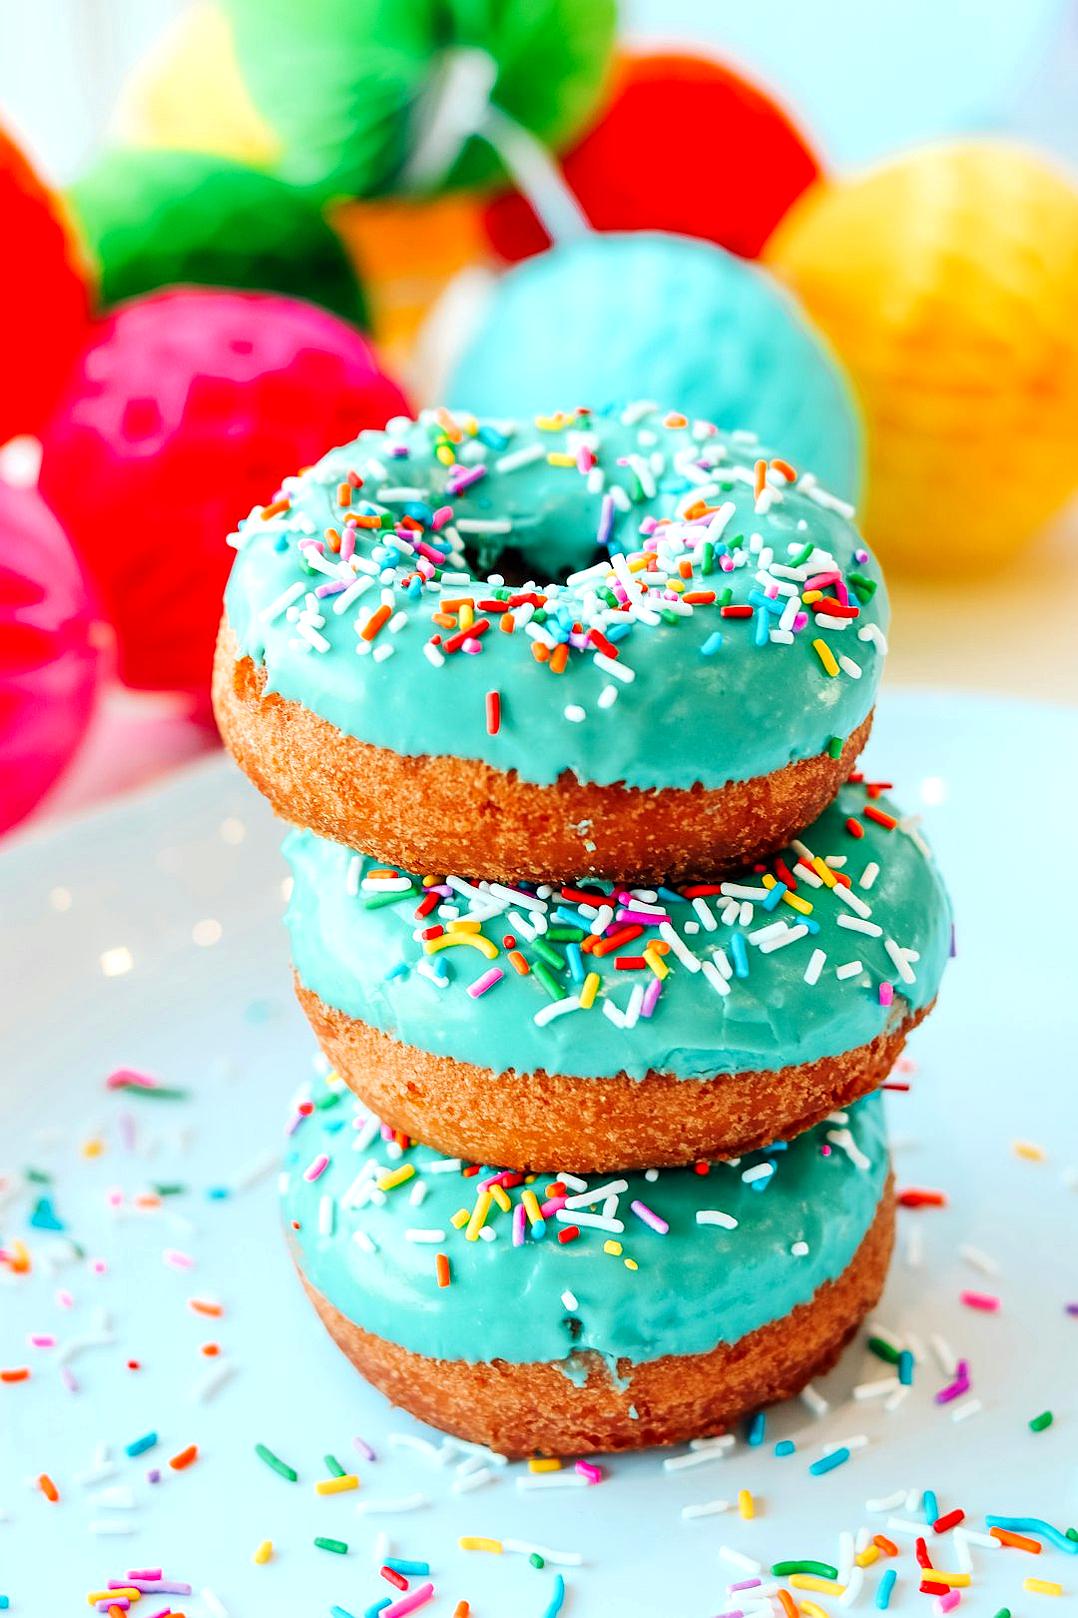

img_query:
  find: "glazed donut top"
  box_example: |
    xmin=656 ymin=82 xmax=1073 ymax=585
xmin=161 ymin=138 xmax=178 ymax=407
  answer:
xmin=224 ymin=402 xmax=889 ymax=793
xmin=282 ymin=1077 xmax=889 ymax=1368
xmin=284 ymin=778 xmax=952 ymax=1081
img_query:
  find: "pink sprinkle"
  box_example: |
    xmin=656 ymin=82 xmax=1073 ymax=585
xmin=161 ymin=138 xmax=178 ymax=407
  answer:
xmin=466 ymin=967 xmax=504 ymax=1000
xmin=383 ymin=1582 xmax=435 ymax=1618
xmin=576 ymin=445 xmax=596 ymax=473
xmin=512 ymin=1203 xmax=526 ymax=1247
xmin=879 ymin=982 xmax=894 ymax=1006
xmin=56 ymin=1290 xmax=74 ymax=1309
xmin=960 ymin=1291 xmax=1000 ymax=1312
xmin=575 ymin=1459 xmax=603 ymax=1484
xmin=106 ymin=1187 xmax=124 ymax=1208
xmin=163 ymin=1248 xmax=195 ymax=1271
xmin=29 ymin=1334 xmax=55 ymax=1349
xmin=106 ymin=1067 xmax=161 ymax=1091
xmin=540 ymin=1196 xmax=567 ymax=1218
xmin=340 ymin=529 xmax=356 ymax=562
xmin=304 ymin=1153 xmax=330 ymax=1183
xmin=90 ymin=1258 xmax=107 ymax=1275
xmin=729 ymin=1581 xmax=764 ymax=1593
xmin=461 ymin=637 xmax=482 ymax=655
xmin=630 ymin=1199 xmax=669 ymax=1235
xmin=127 ymin=1571 xmax=164 ymax=1581
xmin=315 ymin=580 xmax=347 ymax=598
xmin=640 ymin=978 xmax=663 ymax=1019
xmin=935 ymin=1592 xmax=961 ymax=1614
xmin=431 ymin=505 xmax=454 ymax=530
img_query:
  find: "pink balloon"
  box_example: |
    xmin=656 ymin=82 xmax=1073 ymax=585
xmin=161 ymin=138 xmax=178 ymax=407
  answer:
xmin=0 ymin=480 xmax=105 ymax=832
xmin=39 ymin=288 xmax=410 ymax=704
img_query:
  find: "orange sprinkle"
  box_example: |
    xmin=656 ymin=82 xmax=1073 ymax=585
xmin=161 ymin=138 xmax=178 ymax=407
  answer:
xmin=778 ymin=1591 xmax=798 ymax=1618
xmin=38 ymin=1472 xmax=59 ymax=1502
xmin=531 ymin=642 xmax=550 ymax=665
xmin=361 ymin=604 xmax=392 ymax=643
xmin=201 ymin=1342 xmax=220 ymax=1357
xmin=754 ymin=458 xmax=768 ymax=499
xmin=352 ymin=513 xmax=382 ymax=529
xmin=260 ymin=498 xmax=290 ymax=519
xmin=508 ymin=950 xmax=530 ymax=975
xmin=188 ymin=1299 xmax=223 ymax=1318
xmin=1 ymin=1367 xmax=30 ymax=1383
xmin=436 ymin=1253 xmax=451 ymax=1288
xmin=771 ymin=457 xmax=798 ymax=482
xmin=678 ymin=558 xmax=693 ymax=580
xmin=169 ymin=1444 xmax=198 ymax=1471
xmin=499 ymin=612 xmax=516 ymax=634
xmin=990 ymin=1528 xmax=1042 ymax=1554
xmin=453 ymin=1604 xmax=471 ymax=1618
xmin=683 ymin=590 xmax=717 ymax=604
xmin=873 ymin=1535 xmax=899 ymax=1557
xmin=337 ymin=481 xmax=352 ymax=507
xmin=549 ymin=643 xmax=569 ymax=674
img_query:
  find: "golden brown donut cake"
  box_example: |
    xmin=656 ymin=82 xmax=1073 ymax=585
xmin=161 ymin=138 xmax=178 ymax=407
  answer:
xmin=282 ymin=1076 xmax=894 ymax=1456
xmin=215 ymin=404 xmax=889 ymax=884
xmin=283 ymin=779 xmax=950 ymax=1172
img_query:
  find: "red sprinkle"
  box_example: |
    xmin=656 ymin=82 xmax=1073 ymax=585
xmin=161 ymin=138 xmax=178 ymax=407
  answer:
xmin=864 ymin=805 xmax=898 ymax=830
xmin=897 ymin=1188 xmax=948 ymax=1208
xmin=382 ymin=1568 xmax=409 ymax=1591
xmin=933 ymin=1509 xmax=966 ymax=1533
xmin=557 ymin=1226 xmax=580 ymax=1245
xmin=485 ymin=690 xmax=501 ymax=736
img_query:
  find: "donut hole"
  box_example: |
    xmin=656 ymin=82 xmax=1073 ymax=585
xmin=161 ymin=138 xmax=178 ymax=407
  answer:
xmin=459 ymin=535 xmax=607 ymax=591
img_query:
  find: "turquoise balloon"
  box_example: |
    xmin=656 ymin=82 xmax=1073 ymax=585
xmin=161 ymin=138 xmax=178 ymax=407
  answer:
xmin=447 ymin=231 xmax=863 ymax=499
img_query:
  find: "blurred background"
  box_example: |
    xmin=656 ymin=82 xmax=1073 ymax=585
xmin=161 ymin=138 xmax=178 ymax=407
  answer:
xmin=1 ymin=0 xmax=1076 ymax=838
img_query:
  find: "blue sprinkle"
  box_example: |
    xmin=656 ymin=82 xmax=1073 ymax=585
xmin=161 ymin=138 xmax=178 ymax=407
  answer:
xmin=206 ymin=1186 xmax=229 ymax=1200
xmin=924 ymin=1489 xmax=939 ymax=1525
xmin=774 ymin=1439 xmax=796 ymax=1457
xmin=656 ymin=887 xmax=682 ymax=904
xmin=362 ymin=1601 xmax=390 ymax=1618
xmin=401 ymin=501 xmax=434 ymax=526
xmin=272 ymin=534 xmax=289 ymax=552
xmin=985 ymin=1517 xmax=1078 ymax=1555
xmin=746 ymin=1411 xmax=766 ymax=1446
xmin=605 ymin=620 xmax=632 ymax=643
xmin=730 ymin=932 xmax=749 ymax=979
xmin=701 ymin=631 xmax=724 ymax=657
xmin=754 ymin=609 xmax=770 ymax=646
xmin=876 ymin=1569 xmax=897 ymax=1609
xmin=761 ymin=882 xmax=787 ymax=912
xmin=0 ymin=1598 xmax=9 ymax=1611
xmin=477 ymin=424 xmax=509 ymax=449
xmin=543 ymin=1574 xmax=566 ymax=1618
xmin=384 ymin=1559 xmax=430 ymax=1576
xmin=898 ymin=1349 xmax=914 ymax=1386
xmin=565 ymin=943 xmax=584 ymax=984
xmin=29 ymin=1196 xmax=64 ymax=1232
xmin=384 ymin=961 xmax=410 ymax=982
xmin=125 ymin=1431 xmax=158 ymax=1458
xmin=809 ymin=1446 xmax=850 ymax=1476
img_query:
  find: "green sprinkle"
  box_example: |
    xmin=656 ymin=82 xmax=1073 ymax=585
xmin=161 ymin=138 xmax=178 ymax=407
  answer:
xmin=364 ymin=887 xmax=419 ymax=910
xmin=1030 ymin=1410 xmax=1054 ymax=1432
xmin=848 ymin=572 xmax=878 ymax=601
xmin=24 ymin=1167 xmax=52 ymax=1184
xmin=659 ymin=607 xmax=681 ymax=625
xmin=533 ymin=961 xmax=564 ymax=1002
xmin=992 ymin=1609 xmax=1011 ymax=1618
xmin=772 ymin=1561 xmax=839 ymax=1580
xmin=718 ymin=587 xmax=733 ymax=608
xmin=701 ymin=541 xmax=715 ymax=575
xmin=728 ymin=532 xmax=744 ymax=549
xmin=314 ymin=1090 xmax=342 ymax=1111
xmin=315 ymin=1536 xmax=349 ymax=1555
xmin=532 ymin=937 xmax=567 ymax=973
xmin=545 ymin=926 xmax=585 ymax=943
xmin=530 ymin=1553 xmax=545 ymax=1568
xmin=324 ymin=1452 xmax=346 ymax=1476
xmin=152 ymin=1182 xmax=187 ymax=1197
xmin=867 ymin=1335 xmax=901 ymax=1365
xmin=826 ymin=735 xmax=843 ymax=760
xmin=115 ymin=1083 xmax=190 ymax=1101
xmin=255 ymin=1442 xmax=297 ymax=1482
xmin=789 ymin=541 xmax=816 ymax=567
xmin=1068 ymin=1529 xmax=1078 ymax=1543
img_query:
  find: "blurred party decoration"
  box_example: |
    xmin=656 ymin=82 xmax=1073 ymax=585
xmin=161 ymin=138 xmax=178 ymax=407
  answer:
xmin=331 ymin=192 xmax=486 ymax=376
xmin=0 ymin=481 xmax=105 ymax=831
xmin=440 ymin=230 xmax=862 ymax=498
xmin=112 ymin=1 xmax=280 ymax=167
xmin=68 ymin=149 xmax=369 ymax=327
xmin=765 ymin=141 xmax=1078 ymax=571
xmin=217 ymin=0 xmax=617 ymax=198
xmin=483 ymin=50 xmax=821 ymax=264
xmin=0 ymin=125 xmax=91 ymax=447
xmin=38 ymin=289 xmax=409 ymax=703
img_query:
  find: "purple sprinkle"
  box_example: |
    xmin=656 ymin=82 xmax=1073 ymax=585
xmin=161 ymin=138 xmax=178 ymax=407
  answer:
xmin=354 ymin=1435 xmax=377 ymax=1463
xmin=597 ymin=492 xmax=615 ymax=548
xmin=630 ymin=1199 xmax=669 ymax=1235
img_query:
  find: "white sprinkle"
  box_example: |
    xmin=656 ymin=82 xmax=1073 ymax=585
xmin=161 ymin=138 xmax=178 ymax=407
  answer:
xmin=598 ymin=684 xmax=618 ymax=709
xmin=839 ymin=655 xmax=863 ymax=679
xmin=834 ymin=884 xmax=873 ymax=920
xmin=801 ymin=1384 xmax=830 ymax=1417
xmin=564 ymin=704 xmax=586 ymax=723
xmin=333 ymin=574 xmax=375 ymax=614
xmin=860 ymin=862 xmax=880 ymax=890
xmin=356 ymin=1493 xmax=430 ymax=1515
xmin=260 ymin=580 xmax=306 ymax=622
xmin=423 ymin=642 xmax=445 ymax=668
xmin=791 ymin=1240 xmax=809 ymax=1256
xmin=836 ymin=960 xmax=864 ymax=981
xmin=865 ymin=1491 xmax=906 ymax=1513
xmin=959 ymin=1243 xmax=1000 ymax=1276
xmin=561 ymin=1290 xmax=578 ymax=1311
xmin=682 ymin=1499 xmax=731 ymax=1520
xmin=741 ymin=1163 xmax=774 ymax=1185
xmin=495 ymin=443 xmax=546 ymax=474
xmin=593 ymin=651 xmax=635 ymax=683
xmin=555 ymin=1207 xmax=623 ymax=1234
xmin=404 ymin=1228 xmax=446 ymax=1244
xmin=696 ymin=1210 xmax=738 ymax=1230
xmin=855 ymin=1377 xmax=899 ymax=1401
xmin=887 ymin=1517 xmax=937 ymax=1540
xmin=719 ymin=1547 xmax=762 ymax=1574
xmin=837 ymin=914 xmax=883 ymax=938
xmin=89 ymin=1520 xmax=137 ymax=1536
xmin=839 ymin=1567 xmax=864 ymax=1607
xmin=759 ymin=923 xmax=809 ymax=954
xmin=884 ymin=938 xmax=917 ymax=984
xmin=533 ymin=996 xmax=581 ymax=1028
xmin=353 ymin=1230 xmax=378 ymax=1255
xmin=193 ymin=1359 xmax=235 ymax=1404
xmin=658 ymin=922 xmax=701 ymax=973
xmin=701 ymin=959 xmax=731 ymax=997
xmin=201 ymin=1591 xmax=229 ymax=1618
xmin=950 ymin=1397 xmax=983 ymax=1424
xmin=295 ymin=618 xmax=330 ymax=653
xmin=804 ymin=948 xmax=827 ymax=986
xmin=884 ymin=1386 xmax=909 ymax=1414
xmin=563 ymin=1179 xmax=628 ymax=1209
xmin=662 ymin=1445 xmax=733 ymax=1473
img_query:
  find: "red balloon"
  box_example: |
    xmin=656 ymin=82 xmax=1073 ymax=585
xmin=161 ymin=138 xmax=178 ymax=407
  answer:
xmin=0 ymin=125 xmax=92 ymax=445
xmin=484 ymin=51 xmax=821 ymax=264
xmin=0 ymin=479 xmax=104 ymax=831
xmin=38 ymin=288 xmax=410 ymax=702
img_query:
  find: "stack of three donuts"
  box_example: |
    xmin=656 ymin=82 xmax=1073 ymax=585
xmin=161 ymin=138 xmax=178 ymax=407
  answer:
xmin=214 ymin=402 xmax=951 ymax=1455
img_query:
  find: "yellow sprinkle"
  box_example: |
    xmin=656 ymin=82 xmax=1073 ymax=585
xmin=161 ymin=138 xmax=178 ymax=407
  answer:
xmin=315 ymin=1474 xmax=359 ymax=1495
xmin=812 ymin=637 xmax=840 ymax=677
xmin=667 ymin=578 xmax=686 ymax=593
xmin=448 ymin=918 xmax=483 ymax=934
xmin=435 ymin=443 xmax=455 ymax=466
xmin=737 ymin=1488 xmax=754 ymax=1519
xmin=425 ymin=932 xmax=499 ymax=960
xmin=603 ymin=1239 xmax=623 ymax=1256
xmin=790 ymin=1576 xmax=846 ymax=1594
xmin=764 ymin=873 xmax=813 ymax=915
xmin=535 ymin=413 xmax=571 ymax=431
xmin=459 ymin=1536 xmax=503 ymax=1553
xmin=624 ymin=1257 xmax=638 ymax=1271
xmin=528 ymin=1457 xmax=562 ymax=1472
xmin=253 ymin=1539 xmax=273 ymax=1564
xmin=465 ymin=1191 xmax=492 ymax=1242
xmin=580 ymin=971 xmax=601 ymax=1010
xmin=923 ymin=1573 xmax=969 ymax=1588
xmin=800 ymin=1601 xmax=831 ymax=1618
xmin=521 ymin=1189 xmax=544 ymax=1228
xmin=1024 ymin=1579 xmax=1063 ymax=1597
xmin=643 ymin=944 xmax=669 ymax=981
xmin=546 ymin=452 xmax=575 ymax=467
xmin=451 ymin=1207 xmax=470 ymax=1229
xmin=458 ymin=601 xmax=474 ymax=632
xmin=812 ymin=856 xmax=838 ymax=889
xmin=1014 ymin=1140 xmax=1047 ymax=1161
xmin=377 ymin=1164 xmax=416 ymax=1193
xmin=855 ymin=1546 xmax=880 ymax=1568
xmin=802 ymin=589 xmax=824 ymax=603
xmin=490 ymin=1183 xmax=511 ymax=1214
xmin=88 ymin=1593 xmax=141 ymax=1606
xmin=82 ymin=1137 xmax=105 ymax=1159
xmin=628 ymin=554 xmax=651 ymax=573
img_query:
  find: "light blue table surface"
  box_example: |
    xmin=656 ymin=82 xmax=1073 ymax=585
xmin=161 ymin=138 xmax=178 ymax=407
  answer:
xmin=1 ymin=690 xmax=1076 ymax=1617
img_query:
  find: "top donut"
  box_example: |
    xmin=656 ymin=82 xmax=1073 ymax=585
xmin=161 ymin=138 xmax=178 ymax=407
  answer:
xmin=214 ymin=403 xmax=889 ymax=883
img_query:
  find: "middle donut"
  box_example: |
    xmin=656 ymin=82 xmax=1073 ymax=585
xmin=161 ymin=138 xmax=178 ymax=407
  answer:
xmin=285 ymin=776 xmax=952 ymax=1172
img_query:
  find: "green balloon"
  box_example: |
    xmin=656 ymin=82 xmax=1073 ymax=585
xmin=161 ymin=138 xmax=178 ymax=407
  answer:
xmin=219 ymin=0 xmax=618 ymax=199
xmin=68 ymin=149 xmax=369 ymax=326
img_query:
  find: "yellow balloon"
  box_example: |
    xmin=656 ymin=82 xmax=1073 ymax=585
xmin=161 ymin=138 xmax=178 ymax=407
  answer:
xmin=112 ymin=1 xmax=280 ymax=169
xmin=765 ymin=141 xmax=1078 ymax=572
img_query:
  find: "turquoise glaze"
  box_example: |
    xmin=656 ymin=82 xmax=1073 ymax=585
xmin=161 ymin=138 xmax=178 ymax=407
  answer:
xmin=284 ymin=780 xmax=951 ymax=1080
xmin=224 ymin=404 xmax=889 ymax=793
xmin=282 ymin=1080 xmax=890 ymax=1368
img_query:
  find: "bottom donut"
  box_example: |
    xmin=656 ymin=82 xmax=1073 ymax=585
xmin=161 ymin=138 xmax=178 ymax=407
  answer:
xmin=282 ymin=1078 xmax=894 ymax=1456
